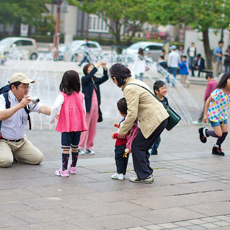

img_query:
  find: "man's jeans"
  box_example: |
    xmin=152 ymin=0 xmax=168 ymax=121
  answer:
xmin=169 ymin=67 xmax=178 ymax=86
xmin=189 ymin=56 xmax=194 ymax=70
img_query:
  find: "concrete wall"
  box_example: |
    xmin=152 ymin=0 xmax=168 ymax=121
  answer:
xmin=63 ymin=5 xmax=78 ymax=37
xmin=46 ymin=3 xmax=77 ymax=37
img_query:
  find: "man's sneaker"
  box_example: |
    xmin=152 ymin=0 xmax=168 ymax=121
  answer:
xmin=86 ymin=149 xmax=95 ymax=155
xmin=55 ymin=168 xmax=69 ymax=177
xmin=111 ymin=173 xmax=125 ymax=180
xmin=68 ymin=165 xmax=77 ymax=174
xmin=198 ymin=127 xmax=208 ymax=143
xmin=78 ymin=150 xmax=85 ymax=155
xmin=212 ymin=144 xmax=225 ymax=156
xmin=129 ymin=174 xmax=154 ymax=184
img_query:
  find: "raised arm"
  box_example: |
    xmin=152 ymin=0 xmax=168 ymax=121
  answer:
xmin=81 ymin=61 xmax=102 ymax=85
xmin=0 ymin=95 xmax=31 ymax=121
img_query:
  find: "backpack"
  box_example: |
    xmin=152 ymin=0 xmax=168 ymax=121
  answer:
xmin=0 ymin=84 xmax=31 ymax=130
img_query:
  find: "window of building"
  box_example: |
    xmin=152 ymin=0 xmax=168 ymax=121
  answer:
xmin=88 ymin=14 xmax=109 ymax=33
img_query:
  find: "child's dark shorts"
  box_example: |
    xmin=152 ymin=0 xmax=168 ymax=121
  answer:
xmin=61 ymin=131 xmax=81 ymax=149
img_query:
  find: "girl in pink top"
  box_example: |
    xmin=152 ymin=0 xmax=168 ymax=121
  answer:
xmin=50 ymin=70 xmax=87 ymax=177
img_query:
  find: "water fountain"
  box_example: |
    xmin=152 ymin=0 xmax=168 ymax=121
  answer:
xmin=0 ymin=48 xmax=200 ymax=130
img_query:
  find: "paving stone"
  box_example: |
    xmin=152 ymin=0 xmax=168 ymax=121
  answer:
xmin=188 ymin=219 xmax=206 ymax=225
xmin=0 ymin=211 xmax=28 ymax=228
xmin=171 ymin=228 xmax=188 ymax=230
xmin=174 ymin=221 xmax=193 ymax=227
xmin=213 ymin=221 xmax=230 ymax=227
xmin=175 ymin=174 xmax=208 ymax=182
xmin=186 ymin=225 xmax=205 ymax=230
xmin=186 ymin=202 xmax=230 ymax=216
xmin=215 ymin=216 xmax=230 ymax=221
xmin=0 ymin=201 xmax=34 ymax=213
xmin=180 ymin=190 xmax=230 ymax=203
xmin=199 ymin=217 xmax=219 ymax=223
xmin=130 ymin=196 xmax=199 ymax=210
xmin=200 ymin=223 xmax=219 ymax=228
xmin=70 ymin=214 xmax=152 ymax=230
xmin=158 ymin=223 xmax=179 ymax=228
xmin=177 ymin=181 xmax=230 ymax=192
xmin=130 ymin=207 xmax=205 ymax=224
xmin=10 ymin=207 xmax=91 ymax=225
xmin=129 ymin=185 xmax=193 ymax=197
xmin=142 ymin=225 xmax=164 ymax=230
xmin=127 ymin=227 xmax=147 ymax=230
xmin=75 ymin=200 xmax=150 ymax=217
xmin=2 ymin=221 xmax=84 ymax=230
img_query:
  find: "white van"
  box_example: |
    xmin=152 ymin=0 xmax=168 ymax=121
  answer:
xmin=0 ymin=37 xmax=38 ymax=60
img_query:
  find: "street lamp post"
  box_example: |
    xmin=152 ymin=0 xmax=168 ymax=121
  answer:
xmin=53 ymin=0 xmax=61 ymax=60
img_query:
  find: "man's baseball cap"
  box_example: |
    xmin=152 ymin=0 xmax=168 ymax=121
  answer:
xmin=169 ymin=45 xmax=177 ymax=50
xmin=9 ymin=72 xmax=35 ymax=84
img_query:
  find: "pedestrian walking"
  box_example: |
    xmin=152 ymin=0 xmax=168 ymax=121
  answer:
xmin=78 ymin=38 xmax=90 ymax=67
xmin=167 ymin=45 xmax=181 ymax=87
xmin=109 ymin=63 xmax=169 ymax=183
xmin=50 ymin=70 xmax=87 ymax=177
xmin=179 ymin=55 xmax=189 ymax=88
xmin=78 ymin=61 xmax=108 ymax=155
xmin=213 ymin=40 xmax=223 ymax=78
xmin=199 ymin=73 xmax=230 ymax=156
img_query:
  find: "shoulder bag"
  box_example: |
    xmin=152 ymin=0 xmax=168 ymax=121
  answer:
xmin=128 ymin=83 xmax=181 ymax=130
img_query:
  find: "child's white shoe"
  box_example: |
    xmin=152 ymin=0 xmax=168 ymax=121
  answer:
xmin=111 ymin=173 xmax=125 ymax=180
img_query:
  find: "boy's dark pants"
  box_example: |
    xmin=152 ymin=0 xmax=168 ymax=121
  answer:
xmin=132 ymin=119 xmax=168 ymax=180
xmin=115 ymin=144 xmax=129 ymax=175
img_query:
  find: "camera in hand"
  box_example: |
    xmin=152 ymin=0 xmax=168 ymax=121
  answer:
xmin=31 ymin=97 xmax=40 ymax=104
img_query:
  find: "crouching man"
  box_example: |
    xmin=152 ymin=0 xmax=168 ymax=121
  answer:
xmin=0 ymin=72 xmax=51 ymax=167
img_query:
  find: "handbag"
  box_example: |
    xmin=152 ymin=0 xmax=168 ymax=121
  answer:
xmin=164 ymin=105 xmax=181 ymax=130
xmin=128 ymin=83 xmax=181 ymax=130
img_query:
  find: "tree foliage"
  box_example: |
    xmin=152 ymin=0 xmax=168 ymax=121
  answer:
xmin=0 ymin=0 xmax=50 ymax=26
xmin=148 ymin=0 xmax=230 ymax=68
xmin=73 ymin=0 xmax=152 ymax=45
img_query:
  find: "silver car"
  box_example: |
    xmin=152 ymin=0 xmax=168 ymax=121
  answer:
xmin=123 ymin=42 xmax=163 ymax=61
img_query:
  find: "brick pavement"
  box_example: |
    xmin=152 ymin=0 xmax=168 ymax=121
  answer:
xmin=0 ymin=60 xmax=230 ymax=229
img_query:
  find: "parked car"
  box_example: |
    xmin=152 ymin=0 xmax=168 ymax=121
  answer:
xmin=123 ymin=42 xmax=163 ymax=61
xmin=0 ymin=37 xmax=38 ymax=60
xmin=58 ymin=40 xmax=102 ymax=61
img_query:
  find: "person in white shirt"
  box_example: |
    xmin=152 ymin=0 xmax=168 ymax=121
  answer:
xmin=133 ymin=48 xmax=146 ymax=81
xmin=167 ymin=45 xmax=181 ymax=87
xmin=0 ymin=73 xmax=51 ymax=168
xmin=187 ymin=42 xmax=197 ymax=70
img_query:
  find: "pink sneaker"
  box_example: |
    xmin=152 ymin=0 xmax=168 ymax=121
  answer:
xmin=55 ymin=168 xmax=69 ymax=177
xmin=69 ymin=165 xmax=77 ymax=174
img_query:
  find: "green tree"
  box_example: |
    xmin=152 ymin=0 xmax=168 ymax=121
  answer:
xmin=0 ymin=0 xmax=50 ymax=34
xmin=73 ymin=0 xmax=151 ymax=46
xmin=149 ymin=0 xmax=230 ymax=69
